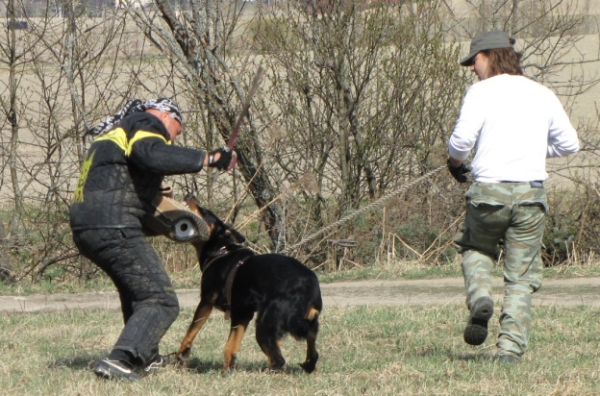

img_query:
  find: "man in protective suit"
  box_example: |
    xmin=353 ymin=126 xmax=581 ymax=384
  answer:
xmin=70 ymin=98 xmax=233 ymax=381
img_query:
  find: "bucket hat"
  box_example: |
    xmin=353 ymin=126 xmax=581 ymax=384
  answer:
xmin=460 ymin=30 xmax=514 ymax=66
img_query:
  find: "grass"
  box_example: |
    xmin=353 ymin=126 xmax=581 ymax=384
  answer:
xmin=316 ymin=259 xmax=600 ymax=283
xmin=1 ymin=302 xmax=600 ymax=395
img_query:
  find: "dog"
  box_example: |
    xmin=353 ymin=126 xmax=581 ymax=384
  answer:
xmin=176 ymin=195 xmax=322 ymax=373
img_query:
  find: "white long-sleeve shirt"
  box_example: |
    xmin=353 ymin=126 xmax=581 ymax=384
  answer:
xmin=448 ymin=74 xmax=579 ymax=183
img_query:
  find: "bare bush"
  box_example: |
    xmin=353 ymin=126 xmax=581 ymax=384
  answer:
xmin=0 ymin=0 xmax=162 ymax=281
xmin=0 ymin=0 xmax=598 ymax=282
xmin=232 ymin=0 xmax=468 ymax=264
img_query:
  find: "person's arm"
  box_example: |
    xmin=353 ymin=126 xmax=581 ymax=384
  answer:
xmin=446 ymin=86 xmax=483 ymax=182
xmin=128 ymin=133 xmax=206 ymax=175
xmin=448 ymin=157 xmax=463 ymax=168
xmin=125 ymin=114 xmax=233 ymax=174
xmin=130 ymin=136 xmax=233 ymax=174
xmin=547 ymin=95 xmax=579 ymax=157
xmin=448 ymin=86 xmax=484 ymax=163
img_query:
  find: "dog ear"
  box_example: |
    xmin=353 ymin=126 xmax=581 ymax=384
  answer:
xmin=183 ymin=196 xmax=217 ymax=225
xmin=183 ymin=194 xmax=199 ymax=211
xmin=224 ymin=224 xmax=246 ymax=243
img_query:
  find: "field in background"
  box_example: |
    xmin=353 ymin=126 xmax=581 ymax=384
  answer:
xmin=1 ymin=3 xmax=598 ymax=198
xmin=0 ymin=0 xmax=597 ymax=283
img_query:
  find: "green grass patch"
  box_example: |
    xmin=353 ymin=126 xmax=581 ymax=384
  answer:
xmin=318 ymin=260 xmax=600 ymax=283
xmin=0 ymin=267 xmax=204 ymax=296
xmin=317 ymin=261 xmax=465 ymax=283
xmin=1 ymin=303 xmax=599 ymax=395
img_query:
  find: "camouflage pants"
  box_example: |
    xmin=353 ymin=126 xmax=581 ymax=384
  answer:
xmin=454 ymin=182 xmax=547 ymax=357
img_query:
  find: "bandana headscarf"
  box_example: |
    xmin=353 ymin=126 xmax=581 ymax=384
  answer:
xmin=87 ymin=98 xmax=183 ymax=137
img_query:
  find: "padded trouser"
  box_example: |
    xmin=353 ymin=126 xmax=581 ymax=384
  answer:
xmin=72 ymin=228 xmax=179 ymax=366
xmin=454 ymin=182 xmax=547 ymax=356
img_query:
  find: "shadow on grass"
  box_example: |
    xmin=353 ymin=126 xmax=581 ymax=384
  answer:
xmin=48 ymin=354 xmax=98 ymax=371
xmin=410 ymin=345 xmax=496 ymax=362
xmin=184 ymin=357 xmax=307 ymax=375
xmin=48 ymin=353 xmax=309 ymax=376
xmin=453 ymin=352 xmax=496 ymax=362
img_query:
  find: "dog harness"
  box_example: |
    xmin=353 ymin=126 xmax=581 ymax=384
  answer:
xmin=225 ymin=260 xmax=245 ymax=311
xmin=201 ymin=247 xmax=256 ymax=319
xmin=201 ymin=247 xmax=230 ymax=273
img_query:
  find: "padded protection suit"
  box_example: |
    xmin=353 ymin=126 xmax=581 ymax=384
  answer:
xmin=70 ymin=112 xmax=206 ymax=366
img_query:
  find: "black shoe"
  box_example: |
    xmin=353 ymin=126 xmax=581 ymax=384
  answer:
xmin=464 ymin=297 xmax=494 ymax=346
xmin=94 ymin=358 xmax=140 ymax=381
xmin=144 ymin=354 xmax=169 ymax=374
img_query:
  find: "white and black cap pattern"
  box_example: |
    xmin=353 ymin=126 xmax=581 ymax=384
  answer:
xmin=87 ymin=98 xmax=183 ymax=137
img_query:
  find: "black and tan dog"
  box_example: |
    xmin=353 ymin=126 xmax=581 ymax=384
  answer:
xmin=176 ymin=196 xmax=322 ymax=373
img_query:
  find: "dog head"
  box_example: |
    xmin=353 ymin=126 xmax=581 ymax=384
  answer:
xmin=183 ymin=194 xmax=246 ymax=251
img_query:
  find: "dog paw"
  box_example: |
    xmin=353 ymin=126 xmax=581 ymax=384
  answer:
xmin=221 ymin=365 xmax=236 ymax=376
xmin=299 ymin=361 xmax=317 ymax=374
xmin=175 ymin=353 xmax=189 ymax=367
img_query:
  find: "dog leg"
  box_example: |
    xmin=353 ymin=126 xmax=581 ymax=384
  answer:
xmin=300 ymin=331 xmax=319 ymax=373
xmin=176 ymin=302 xmax=213 ymax=366
xmin=256 ymin=338 xmax=286 ymax=372
xmin=223 ymin=318 xmax=251 ymax=372
xmin=299 ymin=307 xmax=320 ymax=373
xmin=255 ymin=304 xmax=287 ymax=372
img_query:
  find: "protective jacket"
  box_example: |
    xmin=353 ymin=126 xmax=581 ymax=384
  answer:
xmin=70 ymin=112 xmax=205 ymax=231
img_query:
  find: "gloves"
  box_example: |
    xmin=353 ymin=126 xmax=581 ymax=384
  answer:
xmin=208 ymin=148 xmax=233 ymax=170
xmin=447 ymin=159 xmax=470 ymax=183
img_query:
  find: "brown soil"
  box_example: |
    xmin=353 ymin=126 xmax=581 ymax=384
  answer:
xmin=1 ymin=276 xmax=600 ymax=313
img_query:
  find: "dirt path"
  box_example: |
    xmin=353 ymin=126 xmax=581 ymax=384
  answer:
xmin=1 ymin=277 xmax=600 ymax=313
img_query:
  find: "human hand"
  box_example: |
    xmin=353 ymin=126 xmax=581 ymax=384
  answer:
xmin=447 ymin=159 xmax=470 ymax=183
xmin=208 ymin=148 xmax=233 ymax=170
